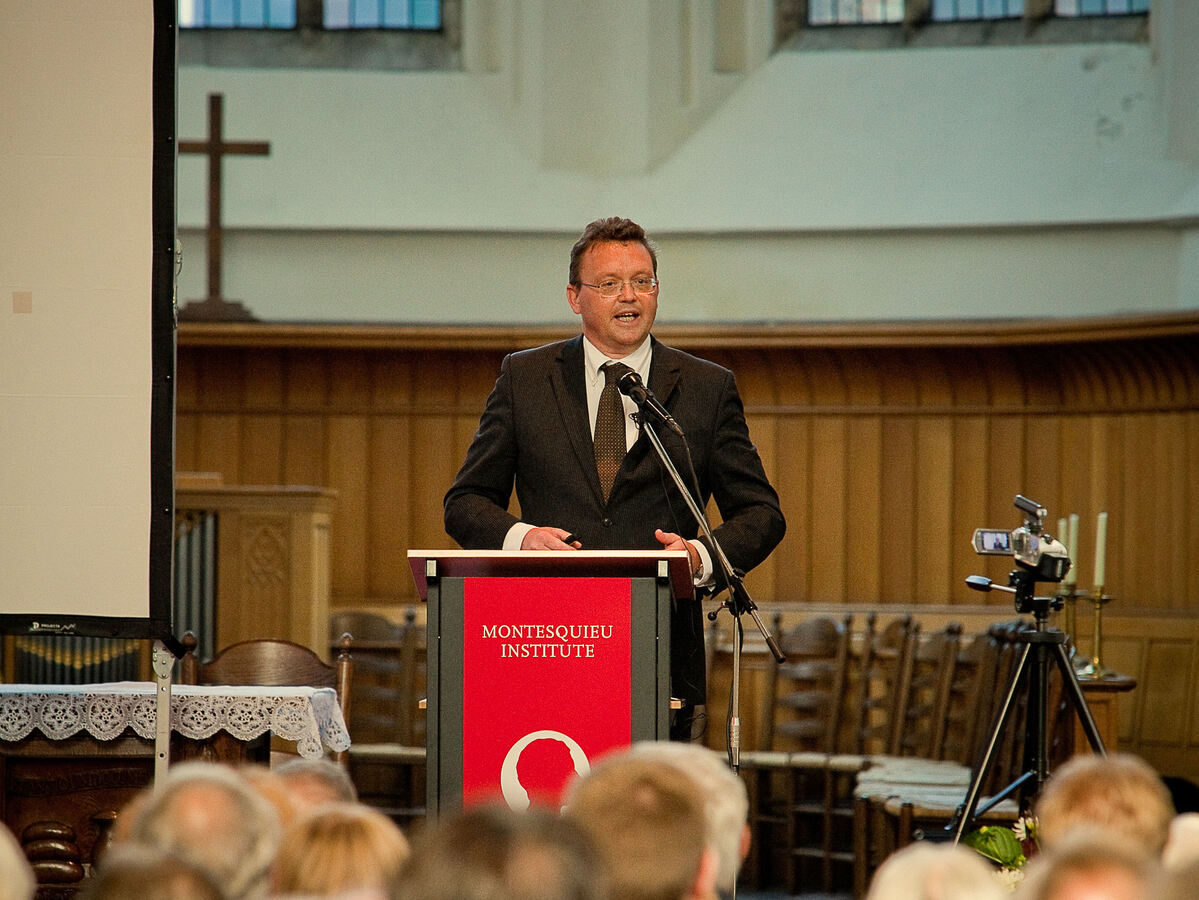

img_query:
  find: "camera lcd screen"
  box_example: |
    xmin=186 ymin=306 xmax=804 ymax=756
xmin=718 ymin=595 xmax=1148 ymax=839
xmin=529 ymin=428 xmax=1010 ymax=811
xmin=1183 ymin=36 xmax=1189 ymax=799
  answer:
xmin=972 ymin=529 xmax=1013 ymax=555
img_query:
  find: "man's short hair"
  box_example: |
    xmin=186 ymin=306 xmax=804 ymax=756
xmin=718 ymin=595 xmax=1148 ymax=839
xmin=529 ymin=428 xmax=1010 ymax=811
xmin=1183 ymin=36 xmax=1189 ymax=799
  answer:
xmin=865 ymin=842 xmax=1006 ymax=900
xmin=393 ymin=804 xmax=605 ymax=900
xmin=78 ymin=845 xmax=226 ymax=900
xmin=626 ymin=741 xmax=748 ymax=893
xmin=569 ymin=217 xmax=658 ymax=286
xmin=274 ymin=756 xmax=358 ymax=808
xmin=563 ymin=754 xmax=710 ymax=900
xmin=1020 ymin=832 xmax=1155 ymax=900
xmin=1035 ymin=753 xmax=1175 ymax=856
xmin=122 ymin=762 xmax=279 ymax=899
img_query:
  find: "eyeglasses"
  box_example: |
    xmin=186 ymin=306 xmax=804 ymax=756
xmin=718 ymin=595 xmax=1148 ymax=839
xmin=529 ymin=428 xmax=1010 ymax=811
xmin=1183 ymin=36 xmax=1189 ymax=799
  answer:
xmin=579 ymin=276 xmax=659 ymax=298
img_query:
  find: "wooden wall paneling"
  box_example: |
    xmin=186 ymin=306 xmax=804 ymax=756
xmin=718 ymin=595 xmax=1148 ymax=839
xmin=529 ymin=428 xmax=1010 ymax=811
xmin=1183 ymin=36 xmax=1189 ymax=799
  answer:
xmin=327 ymin=415 xmax=370 ymax=598
xmin=810 ymin=417 xmax=848 ymax=603
xmin=1094 ymin=414 xmax=1126 ymax=596
xmin=328 ymin=350 xmax=373 ymax=412
xmin=1140 ymin=638 xmax=1194 ymax=747
xmin=282 ymin=415 xmax=327 ymax=485
xmin=1156 ymin=413 xmax=1189 ymax=606
xmin=283 ymin=350 xmax=330 ymax=411
xmin=877 ymin=350 xmax=920 ymax=408
xmin=242 ymin=348 xmax=285 ymax=408
xmin=1024 ymin=415 xmax=1062 ymax=520
xmin=879 ymin=417 xmax=918 ymax=603
xmin=175 ymin=413 xmax=199 ymax=472
xmin=370 ymin=353 xmax=415 ymax=412
xmin=412 ymin=413 xmax=459 ymax=553
xmin=196 ymin=413 xmax=243 ymax=484
xmin=985 ymin=416 xmax=1027 ymax=532
xmin=1187 ymin=414 xmax=1199 ymax=607
xmin=194 ymin=347 xmax=246 ymax=412
xmin=365 ymin=415 xmax=412 ymax=601
xmin=1121 ymin=412 xmax=1161 ymax=610
xmin=846 ymin=416 xmax=883 ymax=604
xmin=773 ymin=414 xmax=810 ymax=603
xmin=1097 ymin=635 xmax=1144 ymax=744
xmin=240 ymin=416 xmax=285 ymax=485
xmin=951 ymin=416 xmax=990 ymax=604
xmin=914 ymin=415 xmax=954 ymax=603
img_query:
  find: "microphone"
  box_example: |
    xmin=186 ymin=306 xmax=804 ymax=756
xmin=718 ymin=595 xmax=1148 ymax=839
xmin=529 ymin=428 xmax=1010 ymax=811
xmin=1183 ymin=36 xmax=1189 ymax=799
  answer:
xmin=617 ymin=370 xmax=683 ymax=436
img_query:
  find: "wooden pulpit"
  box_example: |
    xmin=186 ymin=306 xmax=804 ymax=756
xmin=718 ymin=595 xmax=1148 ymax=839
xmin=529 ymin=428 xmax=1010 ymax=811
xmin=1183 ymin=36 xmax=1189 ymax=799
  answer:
xmin=408 ymin=550 xmax=692 ymax=815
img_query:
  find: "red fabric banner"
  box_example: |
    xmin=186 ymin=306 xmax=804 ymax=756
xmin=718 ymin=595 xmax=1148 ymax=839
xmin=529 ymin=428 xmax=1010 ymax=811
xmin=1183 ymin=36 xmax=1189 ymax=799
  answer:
xmin=462 ymin=576 xmax=632 ymax=809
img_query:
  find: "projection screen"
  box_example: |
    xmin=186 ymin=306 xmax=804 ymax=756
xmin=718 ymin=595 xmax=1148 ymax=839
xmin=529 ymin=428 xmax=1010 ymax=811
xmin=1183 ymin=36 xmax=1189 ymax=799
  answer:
xmin=0 ymin=1 xmax=175 ymax=639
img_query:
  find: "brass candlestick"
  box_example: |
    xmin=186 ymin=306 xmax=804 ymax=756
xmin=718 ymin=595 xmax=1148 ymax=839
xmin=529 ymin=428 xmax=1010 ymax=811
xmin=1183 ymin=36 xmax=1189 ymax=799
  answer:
xmin=1075 ymin=586 xmax=1112 ymax=679
xmin=1058 ymin=583 xmax=1082 ymax=667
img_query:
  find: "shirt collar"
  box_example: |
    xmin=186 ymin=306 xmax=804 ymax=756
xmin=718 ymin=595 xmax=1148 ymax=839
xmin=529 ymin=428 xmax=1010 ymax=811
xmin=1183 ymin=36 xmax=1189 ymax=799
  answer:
xmin=582 ymin=336 xmax=653 ymax=386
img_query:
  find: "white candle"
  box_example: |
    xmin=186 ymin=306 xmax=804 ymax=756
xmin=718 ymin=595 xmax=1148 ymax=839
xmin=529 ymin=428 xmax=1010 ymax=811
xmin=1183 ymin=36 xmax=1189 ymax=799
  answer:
xmin=1065 ymin=513 xmax=1080 ymax=585
xmin=1057 ymin=517 xmax=1068 ymax=545
xmin=1094 ymin=511 xmax=1109 ymax=588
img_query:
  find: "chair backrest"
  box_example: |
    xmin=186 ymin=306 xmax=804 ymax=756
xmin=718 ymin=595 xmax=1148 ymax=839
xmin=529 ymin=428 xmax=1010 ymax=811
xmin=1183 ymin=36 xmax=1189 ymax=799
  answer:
xmin=895 ymin=622 xmax=963 ymax=759
xmin=846 ymin=614 xmax=919 ymax=756
xmin=328 ymin=608 xmax=426 ymax=746
xmin=179 ymin=631 xmax=353 ymax=762
xmin=759 ymin=613 xmax=853 ymax=754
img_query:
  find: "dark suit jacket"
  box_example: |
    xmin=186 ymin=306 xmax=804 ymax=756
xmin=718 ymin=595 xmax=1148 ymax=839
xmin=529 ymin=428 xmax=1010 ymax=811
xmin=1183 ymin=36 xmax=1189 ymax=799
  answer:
xmin=443 ymin=335 xmax=786 ymax=704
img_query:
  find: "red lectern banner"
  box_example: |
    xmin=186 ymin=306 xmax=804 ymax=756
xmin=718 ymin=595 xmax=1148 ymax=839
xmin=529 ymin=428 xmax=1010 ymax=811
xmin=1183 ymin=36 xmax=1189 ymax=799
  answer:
xmin=461 ymin=575 xmax=632 ymax=809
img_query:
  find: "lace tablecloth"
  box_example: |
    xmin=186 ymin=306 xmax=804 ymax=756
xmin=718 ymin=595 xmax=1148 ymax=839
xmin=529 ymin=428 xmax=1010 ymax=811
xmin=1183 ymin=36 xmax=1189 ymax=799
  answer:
xmin=0 ymin=682 xmax=351 ymax=759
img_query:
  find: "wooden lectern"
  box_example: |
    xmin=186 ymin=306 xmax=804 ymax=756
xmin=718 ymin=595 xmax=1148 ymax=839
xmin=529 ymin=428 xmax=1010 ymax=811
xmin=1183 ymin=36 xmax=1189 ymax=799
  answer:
xmin=408 ymin=550 xmax=692 ymax=815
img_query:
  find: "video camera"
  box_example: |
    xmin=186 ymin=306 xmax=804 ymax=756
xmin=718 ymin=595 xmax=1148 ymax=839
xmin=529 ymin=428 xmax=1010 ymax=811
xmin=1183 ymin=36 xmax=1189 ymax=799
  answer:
xmin=972 ymin=494 xmax=1072 ymax=584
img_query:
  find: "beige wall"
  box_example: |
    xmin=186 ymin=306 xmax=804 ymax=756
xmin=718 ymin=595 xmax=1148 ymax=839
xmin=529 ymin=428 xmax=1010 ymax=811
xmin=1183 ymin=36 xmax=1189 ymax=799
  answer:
xmin=175 ymin=1 xmax=1199 ymax=324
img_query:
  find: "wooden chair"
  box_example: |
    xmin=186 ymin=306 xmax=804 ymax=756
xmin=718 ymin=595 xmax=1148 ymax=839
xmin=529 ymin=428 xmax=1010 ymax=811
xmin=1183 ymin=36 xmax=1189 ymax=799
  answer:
xmin=327 ymin=609 xmax=427 ymax=826
xmin=740 ymin=613 xmax=856 ymax=894
xmin=894 ymin=623 xmax=963 ymax=760
xmin=178 ymin=631 xmax=353 ymax=764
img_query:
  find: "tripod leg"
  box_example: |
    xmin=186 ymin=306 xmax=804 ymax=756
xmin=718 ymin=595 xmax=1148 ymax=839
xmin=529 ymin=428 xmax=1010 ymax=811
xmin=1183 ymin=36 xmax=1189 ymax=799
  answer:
xmin=1052 ymin=641 xmax=1107 ymax=756
xmin=949 ymin=642 xmax=1032 ymax=843
xmin=1026 ymin=638 xmax=1052 ymax=802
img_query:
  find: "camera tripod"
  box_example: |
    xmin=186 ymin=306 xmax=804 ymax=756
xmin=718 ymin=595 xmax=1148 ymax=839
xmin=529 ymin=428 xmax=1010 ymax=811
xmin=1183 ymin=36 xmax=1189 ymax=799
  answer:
xmin=945 ymin=569 xmax=1107 ymax=843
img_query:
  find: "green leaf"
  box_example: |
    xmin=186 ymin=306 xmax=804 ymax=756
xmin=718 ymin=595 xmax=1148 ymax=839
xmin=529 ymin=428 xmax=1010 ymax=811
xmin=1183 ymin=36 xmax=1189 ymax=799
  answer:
xmin=962 ymin=825 xmax=1026 ymax=868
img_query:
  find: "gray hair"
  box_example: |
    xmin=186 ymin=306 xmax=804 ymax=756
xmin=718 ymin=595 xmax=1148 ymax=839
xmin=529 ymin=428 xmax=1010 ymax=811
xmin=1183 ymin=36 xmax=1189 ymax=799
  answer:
xmin=125 ymin=762 xmax=279 ymax=900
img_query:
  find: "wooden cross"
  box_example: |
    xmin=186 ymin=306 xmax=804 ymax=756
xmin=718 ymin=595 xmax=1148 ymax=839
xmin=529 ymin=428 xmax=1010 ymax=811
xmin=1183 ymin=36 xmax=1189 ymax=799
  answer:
xmin=178 ymin=93 xmax=270 ymax=322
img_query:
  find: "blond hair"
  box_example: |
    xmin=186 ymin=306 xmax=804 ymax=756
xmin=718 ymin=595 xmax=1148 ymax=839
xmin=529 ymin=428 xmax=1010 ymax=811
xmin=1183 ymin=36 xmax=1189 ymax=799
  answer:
xmin=1035 ymin=753 xmax=1174 ymax=856
xmin=271 ymin=801 xmax=409 ymax=896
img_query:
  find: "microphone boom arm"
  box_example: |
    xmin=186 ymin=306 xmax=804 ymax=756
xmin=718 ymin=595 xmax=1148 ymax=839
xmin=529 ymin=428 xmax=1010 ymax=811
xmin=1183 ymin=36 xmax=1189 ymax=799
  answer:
xmin=636 ymin=415 xmax=784 ymax=664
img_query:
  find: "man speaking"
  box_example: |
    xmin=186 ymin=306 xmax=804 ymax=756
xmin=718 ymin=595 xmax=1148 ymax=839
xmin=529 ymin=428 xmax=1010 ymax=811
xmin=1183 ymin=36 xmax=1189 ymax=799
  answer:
xmin=444 ymin=217 xmax=786 ymax=739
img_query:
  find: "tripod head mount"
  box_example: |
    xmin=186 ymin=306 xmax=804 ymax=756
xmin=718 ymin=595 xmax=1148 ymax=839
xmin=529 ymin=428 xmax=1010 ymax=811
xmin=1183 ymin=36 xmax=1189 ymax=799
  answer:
xmin=965 ymin=572 xmax=1063 ymax=626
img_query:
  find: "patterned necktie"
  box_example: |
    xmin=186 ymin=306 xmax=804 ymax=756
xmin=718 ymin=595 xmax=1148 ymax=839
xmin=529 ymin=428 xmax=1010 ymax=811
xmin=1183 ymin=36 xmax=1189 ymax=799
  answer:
xmin=594 ymin=361 xmax=632 ymax=503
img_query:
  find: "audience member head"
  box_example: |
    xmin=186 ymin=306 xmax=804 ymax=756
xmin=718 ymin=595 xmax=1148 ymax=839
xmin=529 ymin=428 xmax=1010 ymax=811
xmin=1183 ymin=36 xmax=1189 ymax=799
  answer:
xmin=864 ymin=841 xmax=1006 ymax=900
xmin=121 ymin=761 xmax=280 ymax=899
xmin=626 ymin=741 xmax=749 ymax=895
xmin=563 ymin=754 xmax=716 ymax=900
xmin=393 ymin=803 xmax=605 ymax=900
xmin=1035 ymin=753 xmax=1174 ymax=857
xmin=1162 ymin=812 xmax=1199 ymax=870
xmin=272 ymin=801 xmax=409 ymax=897
xmin=274 ymin=756 xmax=359 ymax=812
xmin=1020 ymin=832 xmax=1155 ymax=900
xmin=79 ymin=844 xmax=226 ymax=900
xmin=0 ymin=822 xmax=35 ymax=900
xmin=239 ymin=763 xmax=300 ymax=828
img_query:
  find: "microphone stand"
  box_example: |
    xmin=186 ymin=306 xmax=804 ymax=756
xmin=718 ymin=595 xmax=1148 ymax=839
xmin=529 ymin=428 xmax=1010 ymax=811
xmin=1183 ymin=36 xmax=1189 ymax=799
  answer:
xmin=634 ymin=412 xmax=785 ymax=773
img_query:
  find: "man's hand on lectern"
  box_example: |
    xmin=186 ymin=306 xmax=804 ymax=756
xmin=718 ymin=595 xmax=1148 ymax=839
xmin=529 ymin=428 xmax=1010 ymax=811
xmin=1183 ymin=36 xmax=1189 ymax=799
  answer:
xmin=521 ymin=527 xmax=581 ymax=550
xmin=655 ymin=528 xmax=700 ymax=576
